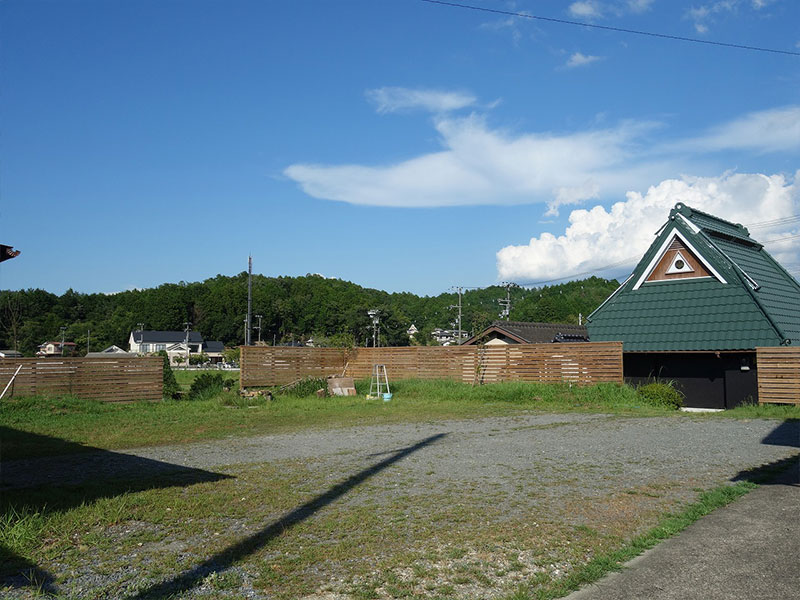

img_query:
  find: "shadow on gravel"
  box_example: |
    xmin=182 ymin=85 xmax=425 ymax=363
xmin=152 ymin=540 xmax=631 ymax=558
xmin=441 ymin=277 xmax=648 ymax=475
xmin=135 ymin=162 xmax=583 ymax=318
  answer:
xmin=732 ymin=454 xmax=800 ymax=487
xmin=1 ymin=427 xmax=232 ymax=595
xmin=127 ymin=432 xmax=449 ymax=600
xmin=0 ymin=549 xmax=58 ymax=596
xmin=729 ymin=420 xmax=800 ymax=487
xmin=760 ymin=419 xmax=799 ymax=448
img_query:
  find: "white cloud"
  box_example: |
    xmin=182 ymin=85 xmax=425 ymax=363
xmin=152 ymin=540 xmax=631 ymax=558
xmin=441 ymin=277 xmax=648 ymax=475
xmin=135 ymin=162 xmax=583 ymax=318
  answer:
xmin=685 ymin=0 xmax=772 ymax=33
xmin=496 ymin=171 xmax=800 ymax=282
xmin=569 ymin=0 xmax=654 ymax=19
xmin=285 ymin=114 xmax=662 ymax=209
xmin=365 ymin=87 xmax=476 ymax=114
xmin=286 ymin=96 xmax=800 ymax=211
xmin=569 ymin=1 xmax=604 ymax=19
xmin=566 ymin=52 xmax=603 ymax=68
xmin=626 ymin=0 xmax=655 ymax=13
xmin=679 ymin=106 xmax=800 ymax=153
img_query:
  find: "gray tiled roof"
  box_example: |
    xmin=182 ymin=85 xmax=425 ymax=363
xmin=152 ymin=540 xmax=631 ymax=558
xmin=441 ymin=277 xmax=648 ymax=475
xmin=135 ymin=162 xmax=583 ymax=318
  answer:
xmin=133 ymin=330 xmax=204 ymax=344
xmin=464 ymin=321 xmax=588 ymax=344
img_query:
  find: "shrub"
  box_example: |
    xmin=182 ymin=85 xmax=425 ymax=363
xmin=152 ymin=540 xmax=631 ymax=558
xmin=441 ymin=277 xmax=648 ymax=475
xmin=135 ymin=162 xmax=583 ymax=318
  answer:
xmin=188 ymin=372 xmax=234 ymax=401
xmin=637 ymin=382 xmax=683 ymax=410
xmin=158 ymin=351 xmax=180 ymax=399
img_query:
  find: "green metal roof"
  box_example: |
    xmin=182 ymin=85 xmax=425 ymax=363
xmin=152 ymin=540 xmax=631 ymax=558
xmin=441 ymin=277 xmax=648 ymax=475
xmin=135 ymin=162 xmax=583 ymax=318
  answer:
xmin=587 ymin=203 xmax=800 ymax=351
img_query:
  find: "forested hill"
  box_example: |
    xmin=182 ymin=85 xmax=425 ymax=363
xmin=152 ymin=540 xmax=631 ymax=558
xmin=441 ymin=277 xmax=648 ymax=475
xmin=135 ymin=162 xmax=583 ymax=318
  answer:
xmin=0 ymin=274 xmax=620 ymax=355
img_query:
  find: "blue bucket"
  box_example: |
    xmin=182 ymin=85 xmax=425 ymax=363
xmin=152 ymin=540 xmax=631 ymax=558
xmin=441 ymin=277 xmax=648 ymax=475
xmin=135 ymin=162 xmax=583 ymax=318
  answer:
xmin=383 ymin=393 xmax=392 ymax=402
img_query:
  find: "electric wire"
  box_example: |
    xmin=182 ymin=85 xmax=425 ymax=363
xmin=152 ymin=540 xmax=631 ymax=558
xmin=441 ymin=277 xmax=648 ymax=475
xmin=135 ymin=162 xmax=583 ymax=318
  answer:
xmin=419 ymin=0 xmax=800 ymax=57
xmin=746 ymin=214 xmax=800 ymax=229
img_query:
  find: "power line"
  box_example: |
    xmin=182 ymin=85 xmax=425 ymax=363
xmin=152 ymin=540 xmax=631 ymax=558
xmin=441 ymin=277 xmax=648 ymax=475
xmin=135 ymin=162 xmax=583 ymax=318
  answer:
xmin=761 ymin=232 xmax=800 ymax=244
xmin=419 ymin=0 xmax=800 ymax=57
xmin=746 ymin=214 xmax=800 ymax=229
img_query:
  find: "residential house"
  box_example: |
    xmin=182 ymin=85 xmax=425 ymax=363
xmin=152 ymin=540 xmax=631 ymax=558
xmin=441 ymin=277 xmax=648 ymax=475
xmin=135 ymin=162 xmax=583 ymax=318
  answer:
xmin=461 ymin=321 xmax=589 ymax=345
xmin=431 ymin=328 xmax=464 ymax=346
xmin=86 ymin=345 xmax=137 ymax=358
xmin=587 ymin=202 xmax=800 ymax=409
xmin=128 ymin=330 xmax=225 ymax=365
xmin=36 ymin=341 xmax=77 ymax=357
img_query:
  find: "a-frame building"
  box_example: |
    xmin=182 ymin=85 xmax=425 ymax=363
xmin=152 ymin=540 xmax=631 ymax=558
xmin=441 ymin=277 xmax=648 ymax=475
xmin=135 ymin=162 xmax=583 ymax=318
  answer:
xmin=587 ymin=202 xmax=800 ymax=408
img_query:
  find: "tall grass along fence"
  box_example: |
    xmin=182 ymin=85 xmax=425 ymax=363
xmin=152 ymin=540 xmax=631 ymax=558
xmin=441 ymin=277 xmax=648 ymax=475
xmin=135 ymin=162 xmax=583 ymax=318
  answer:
xmin=756 ymin=347 xmax=800 ymax=405
xmin=0 ymin=357 xmax=163 ymax=402
xmin=240 ymin=342 xmax=623 ymax=388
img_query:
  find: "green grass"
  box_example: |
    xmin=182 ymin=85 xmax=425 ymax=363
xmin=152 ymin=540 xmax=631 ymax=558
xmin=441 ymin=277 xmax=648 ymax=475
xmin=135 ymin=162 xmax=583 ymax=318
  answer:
xmin=1 ymin=380 xmax=672 ymax=460
xmin=173 ymin=368 xmax=238 ymax=392
xmin=718 ymin=402 xmax=800 ymax=420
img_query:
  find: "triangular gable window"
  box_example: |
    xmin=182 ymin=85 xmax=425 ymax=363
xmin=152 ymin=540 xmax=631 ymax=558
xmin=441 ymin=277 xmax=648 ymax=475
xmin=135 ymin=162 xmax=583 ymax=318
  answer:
xmin=633 ymin=229 xmax=727 ymax=290
xmin=665 ymin=251 xmax=694 ymax=274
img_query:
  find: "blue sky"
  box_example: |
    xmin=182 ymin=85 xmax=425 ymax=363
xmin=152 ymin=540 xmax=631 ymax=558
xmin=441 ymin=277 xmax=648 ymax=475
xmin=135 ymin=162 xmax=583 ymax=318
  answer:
xmin=2 ymin=0 xmax=799 ymax=296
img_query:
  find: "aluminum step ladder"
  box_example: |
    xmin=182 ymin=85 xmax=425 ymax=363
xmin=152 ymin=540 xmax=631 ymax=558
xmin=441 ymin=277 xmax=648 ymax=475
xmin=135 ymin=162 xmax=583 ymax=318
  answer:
xmin=367 ymin=364 xmax=391 ymax=400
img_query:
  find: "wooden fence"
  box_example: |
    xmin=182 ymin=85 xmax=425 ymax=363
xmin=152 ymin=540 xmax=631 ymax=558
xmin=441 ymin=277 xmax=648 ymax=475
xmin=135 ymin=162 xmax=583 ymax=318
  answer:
xmin=756 ymin=347 xmax=800 ymax=405
xmin=240 ymin=342 xmax=623 ymax=388
xmin=0 ymin=357 xmax=163 ymax=402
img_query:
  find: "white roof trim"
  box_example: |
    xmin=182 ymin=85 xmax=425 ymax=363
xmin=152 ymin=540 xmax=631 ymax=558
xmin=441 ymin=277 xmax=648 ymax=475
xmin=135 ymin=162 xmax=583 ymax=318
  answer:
xmin=676 ymin=213 xmax=701 ymax=234
xmin=632 ymin=228 xmax=727 ymax=290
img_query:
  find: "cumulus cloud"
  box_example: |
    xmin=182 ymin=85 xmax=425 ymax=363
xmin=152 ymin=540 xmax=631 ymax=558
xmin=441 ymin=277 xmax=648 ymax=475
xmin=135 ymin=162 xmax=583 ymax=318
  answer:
xmin=496 ymin=171 xmax=800 ymax=282
xmin=365 ymin=87 xmax=476 ymax=114
xmin=566 ymin=52 xmax=603 ymax=68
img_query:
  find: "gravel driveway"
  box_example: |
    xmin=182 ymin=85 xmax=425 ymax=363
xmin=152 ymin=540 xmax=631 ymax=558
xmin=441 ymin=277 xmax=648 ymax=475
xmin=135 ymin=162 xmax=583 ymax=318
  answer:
xmin=2 ymin=413 xmax=798 ymax=600
xmin=4 ymin=413 xmax=797 ymax=492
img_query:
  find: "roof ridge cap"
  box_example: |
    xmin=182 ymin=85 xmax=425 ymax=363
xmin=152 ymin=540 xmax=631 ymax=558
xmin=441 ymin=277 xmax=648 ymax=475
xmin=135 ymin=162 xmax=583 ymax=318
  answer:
xmin=672 ymin=202 xmax=750 ymax=236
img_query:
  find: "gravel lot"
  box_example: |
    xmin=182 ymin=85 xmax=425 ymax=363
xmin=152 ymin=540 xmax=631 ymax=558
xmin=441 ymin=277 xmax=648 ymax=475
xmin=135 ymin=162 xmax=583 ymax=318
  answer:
xmin=2 ymin=413 xmax=798 ymax=599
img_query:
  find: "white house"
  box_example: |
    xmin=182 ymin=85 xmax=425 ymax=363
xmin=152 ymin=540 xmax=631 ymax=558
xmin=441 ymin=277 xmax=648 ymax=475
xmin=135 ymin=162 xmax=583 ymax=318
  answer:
xmin=128 ymin=330 xmax=225 ymax=365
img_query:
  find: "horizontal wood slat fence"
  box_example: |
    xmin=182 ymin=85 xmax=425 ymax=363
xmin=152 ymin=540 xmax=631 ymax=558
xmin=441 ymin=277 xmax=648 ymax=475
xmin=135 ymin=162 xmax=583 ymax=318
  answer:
xmin=240 ymin=342 xmax=623 ymax=388
xmin=756 ymin=347 xmax=800 ymax=405
xmin=0 ymin=357 xmax=163 ymax=402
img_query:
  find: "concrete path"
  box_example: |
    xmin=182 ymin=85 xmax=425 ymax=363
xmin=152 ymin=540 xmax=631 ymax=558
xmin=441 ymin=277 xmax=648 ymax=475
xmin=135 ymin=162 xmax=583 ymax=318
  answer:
xmin=565 ymin=457 xmax=800 ymax=600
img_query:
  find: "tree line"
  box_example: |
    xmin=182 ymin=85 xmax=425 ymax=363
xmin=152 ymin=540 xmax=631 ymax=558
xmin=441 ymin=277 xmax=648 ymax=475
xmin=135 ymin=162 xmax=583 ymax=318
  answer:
xmin=0 ymin=274 xmax=619 ymax=356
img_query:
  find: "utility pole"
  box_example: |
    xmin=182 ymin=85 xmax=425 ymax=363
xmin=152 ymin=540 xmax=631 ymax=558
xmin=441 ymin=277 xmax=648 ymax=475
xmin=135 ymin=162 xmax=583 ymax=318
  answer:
xmin=255 ymin=314 xmax=263 ymax=343
xmin=183 ymin=321 xmax=192 ymax=364
xmin=448 ymin=286 xmax=464 ymax=344
xmin=245 ymin=255 xmax=253 ymax=346
xmin=60 ymin=326 xmax=66 ymax=356
xmin=498 ymin=282 xmax=514 ymax=320
xmin=87 ymin=329 xmax=90 ymax=354
xmin=367 ymin=309 xmax=380 ymax=347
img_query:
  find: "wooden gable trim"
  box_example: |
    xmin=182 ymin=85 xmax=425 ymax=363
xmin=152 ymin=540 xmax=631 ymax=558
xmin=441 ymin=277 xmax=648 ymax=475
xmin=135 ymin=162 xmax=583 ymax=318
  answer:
xmin=633 ymin=228 xmax=727 ymax=290
xmin=645 ymin=240 xmax=712 ymax=283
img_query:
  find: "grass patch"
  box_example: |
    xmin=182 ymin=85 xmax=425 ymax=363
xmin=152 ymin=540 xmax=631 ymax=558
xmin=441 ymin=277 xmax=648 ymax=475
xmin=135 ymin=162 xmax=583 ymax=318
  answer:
xmin=173 ymin=369 xmax=238 ymax=392
xmin=719 ymin=402 xmax=800 ymax=420
xmin=1 ymin=381 xmax=674 ymax=460
xmin=503 ymin=481 xmax=758 ymax=600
